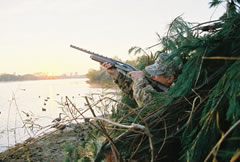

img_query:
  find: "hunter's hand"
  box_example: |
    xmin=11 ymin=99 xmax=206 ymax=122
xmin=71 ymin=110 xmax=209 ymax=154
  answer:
xmin=128 ymin=71 xmax=145 ymax=81
xmin=102 ymin=62 xmax=119 ymax=79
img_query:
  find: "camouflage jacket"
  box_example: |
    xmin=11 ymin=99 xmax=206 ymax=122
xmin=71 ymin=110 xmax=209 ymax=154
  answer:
xmin=114 ymin=72 xmax=164 ymax=107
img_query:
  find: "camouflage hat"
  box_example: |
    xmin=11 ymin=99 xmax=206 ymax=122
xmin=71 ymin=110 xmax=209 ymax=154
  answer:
xmin=145 ymin=53 xmax=183 ymax=76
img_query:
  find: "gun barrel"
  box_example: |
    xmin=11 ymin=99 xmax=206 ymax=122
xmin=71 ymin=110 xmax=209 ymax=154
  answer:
xmin=70 ymin=45 xmax=97 ymax=55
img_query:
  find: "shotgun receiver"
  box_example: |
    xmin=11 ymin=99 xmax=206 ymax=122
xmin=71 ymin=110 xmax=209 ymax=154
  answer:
xmin=70 ymin=44 xmax=168 ymax=92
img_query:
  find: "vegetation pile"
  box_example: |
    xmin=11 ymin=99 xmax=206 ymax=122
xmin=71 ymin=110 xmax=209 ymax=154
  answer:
xmin=90 ymin=0 xmax=240 ymax=161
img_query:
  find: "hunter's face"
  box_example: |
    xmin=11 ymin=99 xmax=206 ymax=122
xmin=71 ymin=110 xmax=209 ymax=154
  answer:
xmin=151 ymin=74 xmax=175 ymax=87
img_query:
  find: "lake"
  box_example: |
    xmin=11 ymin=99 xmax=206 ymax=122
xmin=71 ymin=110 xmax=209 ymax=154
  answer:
xmin=0 ymin=78 xmax=115 ymax=152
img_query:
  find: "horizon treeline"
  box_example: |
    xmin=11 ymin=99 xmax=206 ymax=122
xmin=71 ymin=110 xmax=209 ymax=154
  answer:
xmin=0 ymin=73 xmax=86 ymax=82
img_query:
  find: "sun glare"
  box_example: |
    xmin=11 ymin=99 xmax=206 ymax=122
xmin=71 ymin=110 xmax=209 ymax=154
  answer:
xmin=48 ymin=72 xmax=55 ymax=76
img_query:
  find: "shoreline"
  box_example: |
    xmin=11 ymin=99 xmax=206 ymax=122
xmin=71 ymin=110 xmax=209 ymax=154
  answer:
xmin=0 ymin=122 xmax=95 ymax=161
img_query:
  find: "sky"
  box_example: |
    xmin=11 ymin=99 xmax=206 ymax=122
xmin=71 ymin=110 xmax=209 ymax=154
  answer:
xmin=0 ymin=0 xmax=226 ymax=76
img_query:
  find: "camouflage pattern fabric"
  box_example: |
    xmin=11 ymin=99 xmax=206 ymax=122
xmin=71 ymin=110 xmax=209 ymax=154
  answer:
xmin=145 ymin=52 xmax=183 ymax=77
xmin=114 ymin=72 xmax=134 ymax=99
xmin=114 ymin=72 xmax=164 ymax=107
xmin=131 ymin=78 xmax=156 ymax=106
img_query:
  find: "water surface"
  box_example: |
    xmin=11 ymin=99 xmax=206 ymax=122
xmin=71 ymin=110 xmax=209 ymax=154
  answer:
xmin=0 ymin=78 xmax=108 ymax=152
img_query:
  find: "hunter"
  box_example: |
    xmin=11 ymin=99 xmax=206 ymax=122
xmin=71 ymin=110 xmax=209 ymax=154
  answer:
xmin=102 ymin=52 xmax=183 ymax=107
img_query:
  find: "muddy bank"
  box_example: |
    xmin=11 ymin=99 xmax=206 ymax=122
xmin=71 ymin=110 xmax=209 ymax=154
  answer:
xmin=0 ymin=123 xmax=93 ymax=162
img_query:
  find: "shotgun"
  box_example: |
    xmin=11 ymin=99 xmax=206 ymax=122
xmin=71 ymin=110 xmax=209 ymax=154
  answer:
xmin=70 ymin=44 xmax=168 ymax=92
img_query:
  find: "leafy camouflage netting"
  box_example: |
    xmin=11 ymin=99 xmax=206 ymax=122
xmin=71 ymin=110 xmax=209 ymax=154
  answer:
xmin=94 ymin=0 xmax=240 ymax=161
